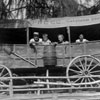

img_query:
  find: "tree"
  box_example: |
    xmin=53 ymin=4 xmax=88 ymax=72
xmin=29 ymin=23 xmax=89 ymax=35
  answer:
xmin=57 ymin=0 xmax=78 ymax=17
xmin=0 ymin=0 xmax=79 ymax=19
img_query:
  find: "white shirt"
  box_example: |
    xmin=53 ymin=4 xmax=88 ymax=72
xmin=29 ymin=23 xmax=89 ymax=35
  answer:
xmin=76 ymin=39 xmax=88 ymax=43
xmin=61 ymin=41 xmax=69 ymax=44
xmin=42 ymin=39 xmax=51 ymax=45
xmin=29 ymin=38 xmax=42 ymax=45
xmin=58 ymin=41 xmax=69 ymax=44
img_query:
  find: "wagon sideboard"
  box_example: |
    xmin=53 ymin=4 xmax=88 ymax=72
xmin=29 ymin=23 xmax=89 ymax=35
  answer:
xmin=0 ymin=40 xmax=100 ymax=69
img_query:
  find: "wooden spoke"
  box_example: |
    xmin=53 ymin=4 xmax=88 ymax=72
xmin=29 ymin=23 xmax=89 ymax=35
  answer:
xmin=0 ymin=81 xmax=6 ymax=85
xmin=2 ymin=73 xmax=9 ymax=77
xmin=78 ymin=59 xmax=85 ymax=70
xmin=81 ymin=77 xmax=84 ymax=83
xmin=0 ymin=68 xmax=5 ymax=77
xmin=90 ymin=70 xmax=100 ymax=74
xmin=84 ymin=57 xmax=87 ymax=70
xmin=69 ymin=68 xmax=81 ymax=74
xmin=87 ymin=78 xmax=93 ymax=87
xmin=87 ymin=77 xmax=90 ymax=83
xmin=84 ymin=78 xmax=87 ymax=87
xmin=74 ymin=77 xmax=82 ymax=83
xmin=87 ymin=59 xmax=94 ymax=70
xmin=89 ymin=63 xmax=100 ymax=72
xmin=90 ymin=77 xmax=95 ymax=82
xmin=73 ymin=63 xmax=83 ymax=72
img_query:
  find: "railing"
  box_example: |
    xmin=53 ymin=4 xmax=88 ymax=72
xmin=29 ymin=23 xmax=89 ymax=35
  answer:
xmin=1 ymin=75 xmax=100 ymax=97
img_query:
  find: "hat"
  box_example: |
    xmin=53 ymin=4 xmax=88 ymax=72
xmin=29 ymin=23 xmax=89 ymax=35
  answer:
xmin=33 ymin=32 xmax=39 ymax=35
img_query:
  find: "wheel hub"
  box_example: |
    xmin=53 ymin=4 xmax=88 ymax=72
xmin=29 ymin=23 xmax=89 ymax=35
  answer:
xmin=82 ymin=70 xmax=90 ymax=76
xmin=84 ymin=70 xmax=89 ymax=75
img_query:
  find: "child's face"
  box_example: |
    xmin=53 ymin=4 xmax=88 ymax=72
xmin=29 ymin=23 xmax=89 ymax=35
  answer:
xmin=79 ymin=34 xmax=84 ymax=40
xmin=43 ymin=34 xmax=48 ymax=41
xmin=34 ymin=35 xmax=39 ymax=41
xmin=58 ymin=35 xmax=64 ymax=42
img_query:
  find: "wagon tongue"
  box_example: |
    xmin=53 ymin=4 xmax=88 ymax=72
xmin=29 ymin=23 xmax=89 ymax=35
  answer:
xmin=3 ymin=46 xmax=38 ymax=68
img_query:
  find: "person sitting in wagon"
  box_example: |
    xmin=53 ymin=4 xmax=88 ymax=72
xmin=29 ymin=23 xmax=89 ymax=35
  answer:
xmin=42 ymin=33 xmax=51 ymax=45
xmin=76 ymin=34 xmax=88 ymax=43
xmin=29 ymin=32 xmax=42 ymax=52
xmin=29 ymin=32 xmax=42 ymax=46
xmin=57 ymin=34 xmax=69 ymax=44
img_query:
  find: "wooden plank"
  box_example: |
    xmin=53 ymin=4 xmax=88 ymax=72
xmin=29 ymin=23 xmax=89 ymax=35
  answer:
xmin=36 ymin=46 xmax=44 ymax=58
xmin=10 ymin=58 xmax=44 ymax=68
xmin=56 ymin=59 xmax=64 ymax=66
xmin=0 ymin=56 xmax=14 ymax=68
xmin=67 ymin=43 xmax=85 ymax=57
xmin=37 ymin=59 xmax=44 ymax=67
xmin=11 ymin=59 xmax=33 ymax=68
xmin=64 ymin=59 xmax=71 ymax=67
xmin=14 ymin=44 xmax=28 ymax=57
xmin=0 ymin=45 xmax=9 ymax=56
xmin=56 ymin=45 xmax=65 ymax=58
xmin=85 ymin=41 xmax=100 ymax=56
xmin=27 ymin=48 xmax=36 ymax=58
xmin=28 ymin=46 xmax=44 ymax=58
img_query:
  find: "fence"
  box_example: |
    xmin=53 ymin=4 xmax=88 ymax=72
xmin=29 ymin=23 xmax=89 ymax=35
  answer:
xmin=1 ymin=74 xmax=100 ymax=97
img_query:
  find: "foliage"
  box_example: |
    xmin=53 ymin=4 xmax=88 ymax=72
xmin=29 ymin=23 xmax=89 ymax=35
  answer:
xmin=0 ymin=0 xmax=100 ymax=19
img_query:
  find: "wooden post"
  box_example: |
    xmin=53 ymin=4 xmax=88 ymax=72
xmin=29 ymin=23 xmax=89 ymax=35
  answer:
xmin=66 ymin=26 xmax=72 ymax=62
xmin=37 ymin=79 xmax=40 ymax=95
xmin=9 ymin=76 xmax=13 ymax=97
xmin=67 ymin=26 xmax=71 ymax=44
xmin=67 ymin=26 xmax=73 ymax=93
xmin=46 ymin=69 xmax=49 ymax=89
xmin=26 ymin=27 xmax=29 ymax=63
xmin=26 ymin=27 xmax=29 ymax=45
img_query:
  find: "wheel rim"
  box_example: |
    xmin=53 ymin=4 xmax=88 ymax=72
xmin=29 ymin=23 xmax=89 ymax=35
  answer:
xmin=0 ymin=65 xmax=12 ymax=94
xmin=67 ymin=55 xmax=100 ymax=87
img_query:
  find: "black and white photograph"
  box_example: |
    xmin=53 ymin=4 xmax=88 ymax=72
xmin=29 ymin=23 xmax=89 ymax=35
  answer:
xmin=0 ymin=0 xmax=100 ymax=100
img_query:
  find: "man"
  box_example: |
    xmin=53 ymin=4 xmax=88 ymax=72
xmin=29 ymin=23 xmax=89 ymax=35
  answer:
xmin=57 ymin=34 xmax=69 ymax=44
xmin=29 ymin=32 xmax=42 ymax=52
xmin=76 ymin=34 xmax=88 ymax=43
xmin=29 ymin=32 xmax=42 ymax=46
xmin=42 ymin=33 xmax=51 ymax=45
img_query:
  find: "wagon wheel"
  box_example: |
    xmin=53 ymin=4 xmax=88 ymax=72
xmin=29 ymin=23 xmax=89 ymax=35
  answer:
xmin=67 ymin=55 xmax=100 ymax=87
xmin=0 ymin=65 xmax=12 ymax=94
